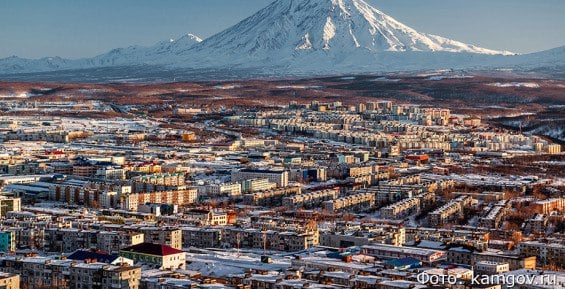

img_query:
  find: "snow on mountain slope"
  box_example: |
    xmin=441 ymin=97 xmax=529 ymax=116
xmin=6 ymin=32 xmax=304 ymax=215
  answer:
xmin=87 ymin=33 xmax=203 ymax=66
xmin=0 ymin=0 xmax=562 ymax=78
xmin=0 ymin=56 xmax=83 ymax=74
xmin=180 ymin=0 xmax=512 ymax=68
xmin=512 ymin=45 xmax=565 ymax=67
xmin=0 ymin=33 xmax=202 ymax=74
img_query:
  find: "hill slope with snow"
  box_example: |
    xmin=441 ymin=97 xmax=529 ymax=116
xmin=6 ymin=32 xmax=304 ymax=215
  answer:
xmin=0 ymin=0 xmax=562 ymax=79
xmin=0 ymin=33 xmax=203 ymax=74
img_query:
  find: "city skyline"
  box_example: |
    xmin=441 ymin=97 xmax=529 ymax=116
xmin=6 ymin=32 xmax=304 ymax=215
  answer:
xmin=0 ymin=0 xmax=564 ymax=59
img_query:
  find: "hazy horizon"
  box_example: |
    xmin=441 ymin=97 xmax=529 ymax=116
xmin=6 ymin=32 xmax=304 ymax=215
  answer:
xmin=1 ymin=0 xmax=564 ymax=59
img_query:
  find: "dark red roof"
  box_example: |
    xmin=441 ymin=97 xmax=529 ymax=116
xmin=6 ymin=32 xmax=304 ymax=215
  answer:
xmin=121 ymin=243 xmax=183 ymax=256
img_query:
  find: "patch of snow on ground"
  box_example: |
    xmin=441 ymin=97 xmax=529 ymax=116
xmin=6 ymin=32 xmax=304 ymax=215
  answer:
xmin=372 ymin=77 xmax=400 ymax=82
xmin=487 ymin=82 xmax=540 ymax=88
xmin=0 ymin=93 xmax=30 ymax=98
xmin=428 ymin=75 xmax=474 ymax=80
xmin=275 ymin=85 xmax=323 ymax=89
xmin=213 ymin=85 xmax=243 ymax=90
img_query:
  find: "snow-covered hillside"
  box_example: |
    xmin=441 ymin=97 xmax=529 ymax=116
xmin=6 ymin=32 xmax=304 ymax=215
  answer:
xmin=0 ymin=0 xmax=562 ymax=78
xmin=0 ymin=33 xmax=203 ymax=74
xmin=187 ymin=0 xmax=511 ymax=59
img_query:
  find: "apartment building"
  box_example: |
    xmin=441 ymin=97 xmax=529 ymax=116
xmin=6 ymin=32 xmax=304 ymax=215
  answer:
xmin=243 ymin=187 xmax=301 ymax=206
xmin=479 ymin=201 xmax=510 ymax=229
xmin=282 ymin=189 xmax=339 ymax=209
xmin=138 ymin=203 xmax=178 ymax=216
xmin=428 ymin=196 xmax=472 ymax=227
xmin=0 ymin=272 xmax=19 ymax=289
xmin=134 ymin=172 xmax=185 ymax=186
xmin=528 ymin=214 xmax=548 ymax=235
xmin=381 ymin=175 xmax=421 ymax=186
xmin=288 ymin=167 xmax=327 ymax=182
xmin=137 ymin=227 xmax=182 ymax=250
xmin=184 ymin=209 xmax=228 ymax=226
xmin=97 ymin=231 xmax=145 ymax=255
xmin=0 ymin=256 xmax=140 ymax=289
xmin=320 ymin=226 xmax=405 ymax=248
xmin=290 ymin=256 xmax=374 ymax=275
xmin=203 ymin=182 xmax=242 ymax=197
xmin=1 ymin=130 xmax=71 ymax=143
xmin=3 ymin=226 xmax=44 ymax=250
xmin=181 ymin=227 xmax=222 ymax=248
xmin=475 ymin=253 xmax=536 ymax=271
xmin=323 ymin=192 xmax=375 ymax=212
xmin=446 ymin=246 xmax=536 ymax=270
xmin=223 ymin=227 xmax=319 ymax=252
xmin=380 ymin=197 xmax=420 ymax=220
xmin=361 ymin=244 xmax=446 ymax=264
xmin=545 ymin=144 xmax=562 ymax=154
xmin=0 ymin=231 xmax=15 ymax=253
xmin=44 ymin=228 xmax=98 ymax=253
xmin=531 ymin=198 xmax=565 ymax=214
xmin=44 ymin=228 xmax=147 ymax=254
xmin=0 ymin=197 xmax=21 ymax=217
xmin=241 ymin=178 xmax=276 ymax=193
xmin=49 ymin=181 xmax=126 ymax=209
xmin=69 ymin=262 xmax=141 ymax=289
xmin=404 ymin=227 xmax=490 ymax=244
xmin=96 ymin=166 xmax=125 ymax=180
xmin=132 ymin=172 xmax=186 ymax=193
xmin=452 ymin=191 xmax=505 ymax=202
xmin=374 ymin=186 xmax=422 ymax=205
xmin=519 ymin=241 xmax=565 ymax=267
xmin=0 ymin=162 xmax=40 ymax=175
xmin=72 ymin=164 xmax=98 ymax=177
xmin=474 ymin=261 xmax=510 ymax=274
xmin=122 ymin=188 xmax=198 ymax=211
xmin=232 ymin=169 xmax=289 ymax=187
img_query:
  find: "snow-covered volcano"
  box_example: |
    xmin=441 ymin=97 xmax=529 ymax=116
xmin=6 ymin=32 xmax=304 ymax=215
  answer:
xmin=172 ymin=0 xmax=516 ymax=73
xmin=189 ymin=0 xmax=512 ymax=58
xmin=0 ymin=0 xmax=562 ymax=79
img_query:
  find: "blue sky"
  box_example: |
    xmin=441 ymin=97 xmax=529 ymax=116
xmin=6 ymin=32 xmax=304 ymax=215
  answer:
xmin=0 ymin=0 xmax=563 ymax=59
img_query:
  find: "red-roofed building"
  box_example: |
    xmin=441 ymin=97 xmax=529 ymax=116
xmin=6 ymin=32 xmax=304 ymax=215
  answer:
xmin=405 ymin=154 xmax=429 ymax=163
xmin=119 ymin=243 xmax=186 ymax=270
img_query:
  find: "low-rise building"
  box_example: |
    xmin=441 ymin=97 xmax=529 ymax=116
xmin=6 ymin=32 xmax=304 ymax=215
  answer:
xmin=120 ymin=243 xmax=186 ymax=270
xmin=361 ymin=244 xmax=445 ymax=264
xmin=474 ymin=261 xmax=510 ymax=274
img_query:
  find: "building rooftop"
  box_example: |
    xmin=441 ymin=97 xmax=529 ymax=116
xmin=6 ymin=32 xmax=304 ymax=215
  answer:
xmin=120 ymin=243 xmax=184 ymax=256
xmin=68 ymin=250 xmax=121 ymax=264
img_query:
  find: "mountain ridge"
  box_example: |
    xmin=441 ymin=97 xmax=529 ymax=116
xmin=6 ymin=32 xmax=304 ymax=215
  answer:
xmin=0 ymin=0 xmax=562 ymax=79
